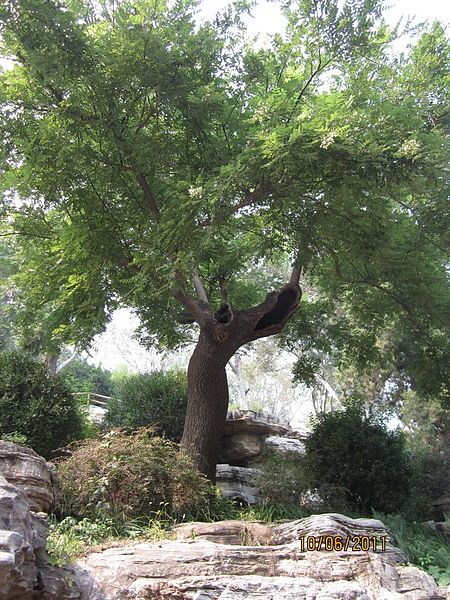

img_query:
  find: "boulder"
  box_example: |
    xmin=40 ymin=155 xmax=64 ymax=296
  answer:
xmin=221 ymin=433 xmax=263 ymax=463
xmin=223 ymin=411 xmax=291 ymax=437
xmin=75 ymin=515 xmax=441 ymax=600
xmin=265 ymin=435 xmax=305 ymax=455
xmin=0 ymin=442 xmax=54 ymax=513
xmin=215 ymin=464 xmax=262 ymax=504
xmin=0 ymin=450 xmax=80 ymax=600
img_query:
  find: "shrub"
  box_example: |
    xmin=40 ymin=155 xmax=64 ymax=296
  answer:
xmin=56 ymin=428 xmax=212 ymax=522
xmin=252 ymin=449 xmax=310 ymax=506
xmin=61 ymin=358 xmax=112 ymax=396
xmin=403 ymin=438 xmax=450 ymax=520
xmin=104 ymin=370 xmax=187 ymax=440
xmin=0 ymin=351 xmax=85 ymax=458
xmin=304 ymin=404 xmax=413 ymax=513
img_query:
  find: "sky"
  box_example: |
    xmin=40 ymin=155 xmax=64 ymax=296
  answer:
xmin=198 ymin=0 xmax=449 ymax=40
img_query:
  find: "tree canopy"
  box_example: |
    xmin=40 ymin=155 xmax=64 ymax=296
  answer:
xmin=0 ymin=0 xmax=448 ymax=407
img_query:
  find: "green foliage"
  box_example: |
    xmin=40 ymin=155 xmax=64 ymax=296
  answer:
xmin=375 ymin=513 xmax=450 ymax=587
xmin=104 ymin=369 xmax=187 ymax=441
xmin=56 ymin=428 xmax=213 ymax=522
xmin=0 ymin=431 xmax=28 ymax=445
xmin=304 ymin=404 xmax=413 ymax=513
xmin=61 ymin=358 xmax=112 ymax=395
xmin=0 ymin=351 xmax=85 ymax=457
xmin=0 ymin=0 xmax=447 ymax=386
xmin=252 ymin=449 xmax=309 ymax=506
xmin=46 ymin=512 xmax=173 ymax=566
xmin=408 ymin=443 xmax=450 ymax=519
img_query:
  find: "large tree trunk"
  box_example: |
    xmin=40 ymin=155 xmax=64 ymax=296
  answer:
xmin=179 ymin=268 xmax=302 ymax=482
xmin=181 ymin=332 xmax=233 ymax=482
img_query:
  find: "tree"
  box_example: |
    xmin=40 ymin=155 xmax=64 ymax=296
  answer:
xmin=0 ymin=0 xmax=448 ymax=480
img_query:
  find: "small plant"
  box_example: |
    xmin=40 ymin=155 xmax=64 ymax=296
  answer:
xmin=1 ymin=431 xmax=28 ymax=445
xmin=56 ymin=428 xmax=213 ymax=522
xmin=252 ymin=448 xmax=309 ymax=506
xmin=46 ymin=510 xmax=177 ymax=567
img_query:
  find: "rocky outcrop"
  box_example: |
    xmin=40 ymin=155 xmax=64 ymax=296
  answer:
xmin=0 ymin=442 xmax=444 ymax=600
xmin=265 ymin=435 xmax=305 ymax=455
xmin=221 ymin=433 xmax=263 ymax=463
xmin=75 ymin=515 xmax=442 ymax=600
xmin=0 ymin=442 xmax=78 ymax=600
xmin=223 ymin=410 xmax=292 ymax=438
xmin=0 ymin=442 xmax=54 ymax=513
xmin=215 ymin=464 xmax=262 ymax=504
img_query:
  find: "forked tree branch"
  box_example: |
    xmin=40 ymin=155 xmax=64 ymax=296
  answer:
xmin=199 ymin=184 xmax=271 ymax=227
xmin=192 ymin=269 xmax=210 ymax=307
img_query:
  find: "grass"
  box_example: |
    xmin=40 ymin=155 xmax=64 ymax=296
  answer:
xmin=374 ymin=512 xmax=450 ymax=587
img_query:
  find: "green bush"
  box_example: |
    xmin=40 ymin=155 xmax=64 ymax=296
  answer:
xmin=56 ymin=428 xmax=212 ymax=522
xmin=104 ymin=370 xmax=187 ymax=440
xmin=61 ymin=358 xmax=112 ymax=396
xmin=0 ymin=351 xmax=85 ymax=458
xmin=403 ymin=439 xmax=450 ymax=520
xmin=252 ymin=449 xmax=310 ymax=506
xmin=304 ymin=404 xmax=413 ymax=513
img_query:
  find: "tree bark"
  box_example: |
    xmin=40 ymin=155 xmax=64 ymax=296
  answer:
xmin=179 ymin=268 xmax=302 ymax=482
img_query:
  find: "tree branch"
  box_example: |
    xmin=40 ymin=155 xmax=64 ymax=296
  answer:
xmin=136 ymin=172 xmax=160 ymax=217
xmin=192 ymin=269 xmax=210 ymax=307
xmin=171 ymin=271 xmax=214 ymax=329
xmin=199 ymin=185 xmax=271 ymax=228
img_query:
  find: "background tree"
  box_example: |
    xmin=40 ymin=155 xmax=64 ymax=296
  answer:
xmin=0 ymin=0 xmax=448 ymax=479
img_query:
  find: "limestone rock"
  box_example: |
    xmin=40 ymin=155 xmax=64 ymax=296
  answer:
xmin=265 ymin=435 xmax=306 ymax=455
xmin=0 ymin=472 xmax=36 ymax=599
xmin=0 ymin=455 xmax=79 ymax=599
xmin=0 ymin=441 xmax=54 ymax=513
xmin=223 ymin=411 xmax=291 ymax=437
xmin=173 ymin=520 xmax=272 ymax=546
xmin=215 ymin=464 xmax=262 ymax=504
xmin=75 ymin=515 xmax=440 ymax=600
xmin=221 ymin=433 xmax=263 ymax=463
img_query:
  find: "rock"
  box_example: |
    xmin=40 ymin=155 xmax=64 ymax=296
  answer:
xmin=221 ymin=433 xmax=263 ymax=463
xmin=215 ymin=464 xmax=262 ymax=504
xmin=173 ymin=520 xmax=272 ymax=546
xmin=0 ymin=472 xmax=36 ymax=599
xmin=0 ymin=441 xmax=54 ymax=513
xmin=75 ymin=515 xmax=441 ymax=600
xmin=265 ymin=435 xmax=306 ymax=455
xmin=223 ymin=412 xmax=291 ymax=437
xmin=0 ymin=451 xmax=80 ymax=599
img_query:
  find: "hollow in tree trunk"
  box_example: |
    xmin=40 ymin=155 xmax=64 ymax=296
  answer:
xmin=176 ymin=268 xmax=302 ymax=483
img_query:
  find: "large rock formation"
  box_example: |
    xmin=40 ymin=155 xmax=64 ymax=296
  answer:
xmin=75 ymin=515 xmax=442 ymax=600
xmin=0 ymin=442 xmax=54 ymax=513
xmin=0 ymin=441 xmax=445 ymax=600
xmin=215 ymin=464 xmax=262 ymax=504
xmin=0 ymin=442 xmax=77 ymax=600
